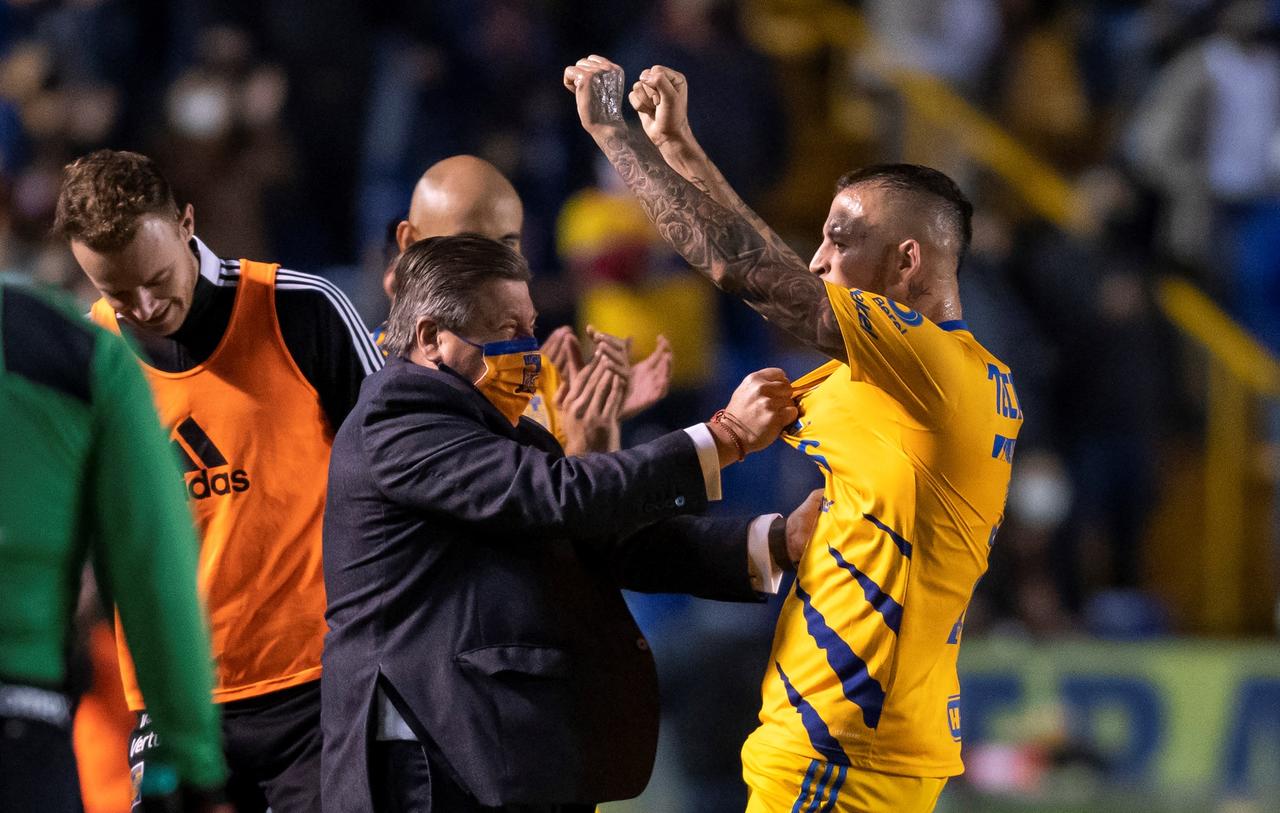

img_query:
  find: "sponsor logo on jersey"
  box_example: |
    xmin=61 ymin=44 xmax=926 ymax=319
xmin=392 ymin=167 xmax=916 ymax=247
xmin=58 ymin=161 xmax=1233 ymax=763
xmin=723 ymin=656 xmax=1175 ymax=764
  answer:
xmin=371 ymin=323 xmax=390 ymax=358
xmin=871 ymin=295 xmax=923 ymax=334
xmin=524 ymin=394 xmax=554 ymax=431
xmin=850 ymin=290 xmax=878 ymax=339
xmin=888 ymin=298 xmax=924 ymax=327
xmin=129 ymin=728 xmax=160 ymax=758
xmin=170 ymin=416 xmax=251 ymax=500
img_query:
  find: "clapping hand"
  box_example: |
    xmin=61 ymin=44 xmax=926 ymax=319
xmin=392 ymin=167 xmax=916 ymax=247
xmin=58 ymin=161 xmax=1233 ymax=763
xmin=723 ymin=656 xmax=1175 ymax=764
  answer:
xmin=548 ymin=326 xmax=625 ymax=454
xmin=620 ymin=334 xmax=673 ymax=420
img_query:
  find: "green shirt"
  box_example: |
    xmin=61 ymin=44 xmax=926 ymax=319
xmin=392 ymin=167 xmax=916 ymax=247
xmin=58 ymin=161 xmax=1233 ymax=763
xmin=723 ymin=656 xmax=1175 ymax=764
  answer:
xmin=0 ymin=280 xmax=226 ymax=790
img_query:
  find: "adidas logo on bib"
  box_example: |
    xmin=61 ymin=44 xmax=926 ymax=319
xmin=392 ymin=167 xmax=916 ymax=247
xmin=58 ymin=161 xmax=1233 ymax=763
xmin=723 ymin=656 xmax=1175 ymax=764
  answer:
xmin=170 ymin=416 xmax=251 ymax=499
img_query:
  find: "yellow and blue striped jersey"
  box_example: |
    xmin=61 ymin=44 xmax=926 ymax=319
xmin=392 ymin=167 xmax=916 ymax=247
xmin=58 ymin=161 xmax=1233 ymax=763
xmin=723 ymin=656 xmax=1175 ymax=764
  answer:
xmin=749 ymin=281 xmax=1022 ymax=777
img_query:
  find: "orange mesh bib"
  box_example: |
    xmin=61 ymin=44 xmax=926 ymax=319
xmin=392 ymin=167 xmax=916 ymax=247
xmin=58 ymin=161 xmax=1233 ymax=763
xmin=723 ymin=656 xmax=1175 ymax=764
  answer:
xmin=92 ymin=260 xmax=332 ymax=708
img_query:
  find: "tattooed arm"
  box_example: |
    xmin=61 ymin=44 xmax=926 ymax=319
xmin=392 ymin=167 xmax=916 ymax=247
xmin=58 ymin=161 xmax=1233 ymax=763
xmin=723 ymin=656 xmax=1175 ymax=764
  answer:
xmin=563 ymin=56 xmax=847 ymax=364
xmin=627 ymin=65 xmax=778 ymax=240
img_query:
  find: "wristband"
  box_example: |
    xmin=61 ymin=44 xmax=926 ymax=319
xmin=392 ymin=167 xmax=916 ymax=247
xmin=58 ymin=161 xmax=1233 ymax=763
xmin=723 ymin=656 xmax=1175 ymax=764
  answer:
xmin=768 ymin=515 xmax=795 ymax=572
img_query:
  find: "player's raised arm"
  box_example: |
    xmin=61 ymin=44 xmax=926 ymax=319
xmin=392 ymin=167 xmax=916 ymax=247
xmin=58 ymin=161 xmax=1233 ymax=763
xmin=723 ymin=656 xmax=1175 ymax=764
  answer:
xmin=564 ymin=55 xmax=848 ymax=365
xmin=628 ymin=64 xmax=780 ymax=246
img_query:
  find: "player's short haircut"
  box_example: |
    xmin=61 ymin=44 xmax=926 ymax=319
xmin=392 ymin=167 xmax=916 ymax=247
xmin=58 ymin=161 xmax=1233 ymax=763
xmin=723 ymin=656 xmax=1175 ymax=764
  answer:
xmin=53 ymin=149 xmax=181 ymax=251
xmin=383 ymin=234 xmax=531 ymax=358
xmin=836 ymin=164 xmax=973 ymax=260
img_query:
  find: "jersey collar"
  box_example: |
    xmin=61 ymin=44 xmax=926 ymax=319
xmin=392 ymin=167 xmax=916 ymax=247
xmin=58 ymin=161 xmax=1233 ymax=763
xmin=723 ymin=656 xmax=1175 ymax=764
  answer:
xmin=192 ymin=236 xmax=225 ymax=284
xmin=937 ymin=319 xmax=969 ymax=332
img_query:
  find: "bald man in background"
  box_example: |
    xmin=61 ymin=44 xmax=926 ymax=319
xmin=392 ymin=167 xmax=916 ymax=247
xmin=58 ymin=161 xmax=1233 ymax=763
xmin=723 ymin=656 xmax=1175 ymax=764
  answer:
xmin=393 ymin=155 xmax=524 ymax=288
xmin=383 ymin=155 xmax=674 ymax=454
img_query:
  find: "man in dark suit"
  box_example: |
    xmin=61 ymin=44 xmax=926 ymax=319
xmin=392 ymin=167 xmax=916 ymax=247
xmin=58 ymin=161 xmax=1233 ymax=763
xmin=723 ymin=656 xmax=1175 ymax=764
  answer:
xmin=322 ymin=234 xmax=810 ymax=812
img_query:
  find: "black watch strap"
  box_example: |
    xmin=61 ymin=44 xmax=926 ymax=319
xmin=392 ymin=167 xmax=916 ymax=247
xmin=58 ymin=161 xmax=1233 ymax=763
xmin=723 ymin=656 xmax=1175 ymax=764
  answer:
xmin=768 ymin=515 xmax=795 ymax=573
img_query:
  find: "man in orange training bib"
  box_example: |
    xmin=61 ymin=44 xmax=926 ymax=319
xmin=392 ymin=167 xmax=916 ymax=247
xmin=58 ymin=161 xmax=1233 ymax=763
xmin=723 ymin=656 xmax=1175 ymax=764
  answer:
xmin=58 ymin=149 xmax=382 ymax=812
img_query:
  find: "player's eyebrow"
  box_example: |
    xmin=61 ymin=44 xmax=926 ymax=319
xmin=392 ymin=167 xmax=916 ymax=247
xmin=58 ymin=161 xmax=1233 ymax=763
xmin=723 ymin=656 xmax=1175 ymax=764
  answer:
xmin=827 ymin=217 xmax=854 ymax=237
xmin=106 ymin=262 xmax=172 ymax=297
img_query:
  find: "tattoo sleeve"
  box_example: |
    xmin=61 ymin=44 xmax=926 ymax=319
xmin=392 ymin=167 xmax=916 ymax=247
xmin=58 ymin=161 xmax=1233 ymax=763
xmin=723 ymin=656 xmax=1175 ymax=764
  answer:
xmin=660 ymin=140 xmax=778 ymax=243
xmin=597 ymin=125 xmax=848 ymax=364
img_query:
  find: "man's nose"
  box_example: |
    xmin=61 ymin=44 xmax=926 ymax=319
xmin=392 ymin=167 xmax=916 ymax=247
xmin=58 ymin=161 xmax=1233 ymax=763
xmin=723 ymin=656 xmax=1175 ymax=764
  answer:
xmin=132 ymin=289 xmax=162 ymax=321
xmin=809 ymin=247 xmax=827 ymax=276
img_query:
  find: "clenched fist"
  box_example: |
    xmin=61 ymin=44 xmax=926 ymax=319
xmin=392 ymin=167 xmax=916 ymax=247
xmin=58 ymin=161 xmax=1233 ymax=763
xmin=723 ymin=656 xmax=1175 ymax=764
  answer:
xmin=563 ymin=54 xmax=627 ymax=137
xmin=629 ymin=64 xmax=693 ymax=150
xmin=709 ymin=368 xmax=797 ymax=466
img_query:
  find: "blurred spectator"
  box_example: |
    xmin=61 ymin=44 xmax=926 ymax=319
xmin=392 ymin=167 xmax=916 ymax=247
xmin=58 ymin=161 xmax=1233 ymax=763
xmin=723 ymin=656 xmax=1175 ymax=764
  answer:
xmin=358 ymin=0 xmax=574 ymax=295
xmin=864 ymin=0 xmax=1003 ymax=96
xmin=356 ymin=34 xmax=459 ymax=261
xmin=0 ymin=94 xmax=27 ymax=175
xmin=997 ymin=1 xmax=1095 ymax=168
xmin=970 ymin=448 xmax=1076 ymax=637
xmin=153 ymin=25 xmax=293 ymax=262
xmin=1017 ymin=166 xmax=1167 ymax=612
xmin=957 ymin=183 xmax=1066 ymax=635
xmin=1127 ymin=0 xmax=1280 ymax=347
xmin=1074 ymin=0 xmax=1208 ymax=115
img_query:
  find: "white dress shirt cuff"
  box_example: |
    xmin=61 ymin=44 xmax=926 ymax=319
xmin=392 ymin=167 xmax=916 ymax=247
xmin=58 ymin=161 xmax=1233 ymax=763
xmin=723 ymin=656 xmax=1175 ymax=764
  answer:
xmin=682 ymin=423 xmax=722 ymax=501
xmin=374 ymin=686 xmax=417 ymax=741
xmin=747 ymin=513 xmax=785 ymax=595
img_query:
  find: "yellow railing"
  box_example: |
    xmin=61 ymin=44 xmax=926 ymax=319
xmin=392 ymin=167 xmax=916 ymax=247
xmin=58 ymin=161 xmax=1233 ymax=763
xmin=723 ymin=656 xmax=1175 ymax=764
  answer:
xmin=1158 ymin=279 xmax=1280 ymax=632
xmin=746 ymin=0 xmax=1279 ymax=633
xmin=1159 ymin=279 xmax=1280 ymax=398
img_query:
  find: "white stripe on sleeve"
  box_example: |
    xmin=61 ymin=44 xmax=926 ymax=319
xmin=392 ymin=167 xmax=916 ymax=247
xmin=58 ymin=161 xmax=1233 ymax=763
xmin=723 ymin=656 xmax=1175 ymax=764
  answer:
xmin=275 ymin=269 xmax=384 ymax=375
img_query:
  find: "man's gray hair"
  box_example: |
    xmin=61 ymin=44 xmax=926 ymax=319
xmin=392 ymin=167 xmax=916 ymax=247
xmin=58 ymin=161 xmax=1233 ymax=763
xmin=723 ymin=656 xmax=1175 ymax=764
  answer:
xmin=383 ymin=234 xmax=531 ymax=357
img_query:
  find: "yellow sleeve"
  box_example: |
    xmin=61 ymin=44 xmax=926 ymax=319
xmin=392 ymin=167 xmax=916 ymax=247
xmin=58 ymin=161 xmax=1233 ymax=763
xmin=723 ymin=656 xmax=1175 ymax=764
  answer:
xmin=824 ymin=281 xmax=964 ymax=423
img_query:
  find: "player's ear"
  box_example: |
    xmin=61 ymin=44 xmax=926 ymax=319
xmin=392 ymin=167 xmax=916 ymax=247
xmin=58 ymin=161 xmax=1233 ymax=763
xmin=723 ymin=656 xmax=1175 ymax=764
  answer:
xmin=382 ymin=262 xmax=398 ymax=302
xmin=396 ymin=220 xmax=417 ymax=253
xmin=178 ymin=203 xmax=196 ymax=241
xmin=895 ymin=238 xmax=922 ymax=285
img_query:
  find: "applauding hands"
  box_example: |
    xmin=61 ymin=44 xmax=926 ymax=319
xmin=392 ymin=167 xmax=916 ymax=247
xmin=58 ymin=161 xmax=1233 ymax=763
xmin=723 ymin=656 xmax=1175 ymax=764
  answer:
xmin=542 ymin=325 xmax=675 ymax=454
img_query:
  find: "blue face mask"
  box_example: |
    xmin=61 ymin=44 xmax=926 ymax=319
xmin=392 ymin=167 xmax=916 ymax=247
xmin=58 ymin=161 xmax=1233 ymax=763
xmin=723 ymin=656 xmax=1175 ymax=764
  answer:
xmin=457 ymin=335 xmax=542 ymax=425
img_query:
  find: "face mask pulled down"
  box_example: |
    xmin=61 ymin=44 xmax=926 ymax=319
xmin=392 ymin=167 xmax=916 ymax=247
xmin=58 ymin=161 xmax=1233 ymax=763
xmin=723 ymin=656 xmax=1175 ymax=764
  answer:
xmin=463 ymin=336 xmax=542 ymax=426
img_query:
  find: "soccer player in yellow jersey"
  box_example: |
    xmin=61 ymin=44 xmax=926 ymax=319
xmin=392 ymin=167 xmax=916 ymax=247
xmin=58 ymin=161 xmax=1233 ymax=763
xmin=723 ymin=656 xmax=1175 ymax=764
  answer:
xmin=565 ymin=56 xmax=1023 ymax=812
